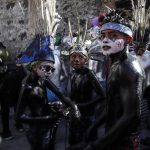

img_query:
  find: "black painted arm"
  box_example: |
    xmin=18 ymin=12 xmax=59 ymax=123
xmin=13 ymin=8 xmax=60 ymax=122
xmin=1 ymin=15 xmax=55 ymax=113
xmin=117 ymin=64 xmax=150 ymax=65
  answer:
xmin=45 ymin=79 xmax=80 ymax=118
xmin=95 ymin=65 xmax=142 ymax=149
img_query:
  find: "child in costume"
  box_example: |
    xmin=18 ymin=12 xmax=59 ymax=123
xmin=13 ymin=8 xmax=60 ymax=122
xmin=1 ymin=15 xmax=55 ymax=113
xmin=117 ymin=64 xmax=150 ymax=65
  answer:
xmin=85 ymin=10 xmax=145 ymax=150
xmin=16 ymin=35 xmax=80 ymax=150
xmin=67 ymin=44 xmax=105 ymax=149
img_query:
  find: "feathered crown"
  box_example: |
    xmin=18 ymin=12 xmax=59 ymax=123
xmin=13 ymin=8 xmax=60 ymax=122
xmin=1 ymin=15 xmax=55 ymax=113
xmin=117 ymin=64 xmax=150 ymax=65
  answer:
xmin=100 ymin=7 xmax=133 ymax=38
xmin=66 ymin=3 xmax=88 ymax=57
xmin=101 ymin=9 xmax=132 ymax=28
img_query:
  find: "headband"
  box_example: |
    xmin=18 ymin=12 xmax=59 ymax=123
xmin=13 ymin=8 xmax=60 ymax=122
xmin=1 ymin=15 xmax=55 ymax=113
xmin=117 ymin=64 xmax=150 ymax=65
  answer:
xmin=101 ymin=22 xmax=133 ymax=37
xmin=70 ymin=45 xmax=88 ymax=58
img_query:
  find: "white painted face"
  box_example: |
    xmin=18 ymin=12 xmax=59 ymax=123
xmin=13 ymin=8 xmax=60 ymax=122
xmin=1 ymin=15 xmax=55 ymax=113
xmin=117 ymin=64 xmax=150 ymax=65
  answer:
xmin=36 ymin=61 xmax=55 ymax=79
xmin=101 ymin=30 xmax=126 ymax=55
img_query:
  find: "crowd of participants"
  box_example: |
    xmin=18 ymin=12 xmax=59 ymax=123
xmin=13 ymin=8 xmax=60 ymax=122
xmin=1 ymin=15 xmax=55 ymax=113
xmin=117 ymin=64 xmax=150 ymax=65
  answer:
xmin=0 ymin=9 xmax=150 ymax=150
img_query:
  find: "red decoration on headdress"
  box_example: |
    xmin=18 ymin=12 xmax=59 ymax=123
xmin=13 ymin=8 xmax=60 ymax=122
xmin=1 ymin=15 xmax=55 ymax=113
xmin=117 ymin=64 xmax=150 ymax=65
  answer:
xmin=98 ymin=13 xmax=107 ymax=27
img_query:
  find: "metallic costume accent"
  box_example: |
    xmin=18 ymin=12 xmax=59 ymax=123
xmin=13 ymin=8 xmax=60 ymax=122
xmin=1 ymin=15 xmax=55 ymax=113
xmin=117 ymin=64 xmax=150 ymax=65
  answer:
xmin=70 ymin=44 xmax=88 ymax=58
xmin=101 ymin=22 xmax=133 ymax=37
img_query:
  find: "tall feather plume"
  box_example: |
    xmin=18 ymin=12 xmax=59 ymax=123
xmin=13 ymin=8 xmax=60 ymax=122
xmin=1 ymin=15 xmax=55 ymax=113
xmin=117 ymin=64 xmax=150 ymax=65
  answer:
xmin=67 ymin=2 xmax=88 ymax=49
xmin=28 ymin=0 xmax=59 ymax=36
xmin=74 ymin=2 xmax=88 ymax=47
xmin=75 ymin=2 xmax=81 ymax=44
xmin=131 ymin=0 xmax=150 ymax=42
xmin=81 ymin=19 xmax=88 ymax=47
xmin=68 ymin=18 xmax=73 ymax=43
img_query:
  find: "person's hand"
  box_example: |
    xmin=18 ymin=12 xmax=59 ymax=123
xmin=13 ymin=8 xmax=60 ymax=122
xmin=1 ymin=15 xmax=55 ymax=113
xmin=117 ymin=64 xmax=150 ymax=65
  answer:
xmin=63 ymin=105 xmax=81 ymax=120
xmin=64 ymin=97 xmax=81 ymax=119
xmin=73 ymin=104 xmax=81 ymax=119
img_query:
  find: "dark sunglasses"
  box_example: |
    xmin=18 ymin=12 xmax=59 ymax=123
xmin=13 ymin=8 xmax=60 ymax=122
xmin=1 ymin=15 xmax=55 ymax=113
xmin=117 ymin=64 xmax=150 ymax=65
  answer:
xmin=39 ymin=65 xmax=55 ymax=72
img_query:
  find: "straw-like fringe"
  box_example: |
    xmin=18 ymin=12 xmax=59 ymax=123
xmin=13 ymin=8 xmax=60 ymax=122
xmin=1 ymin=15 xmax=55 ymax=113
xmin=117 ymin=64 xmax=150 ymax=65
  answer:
xmin=67 ymin=2 xmax=88 ymax=48
xmin=131 ymin=0 xmax=150 ymax=42
xmin=82 ymin=19 xmax=88 ymax=47
xmin=75 ymin=2 xmax=81 ymax=45
xmin=28 ymin=0 xmax=57 ymax=36
xmin=68 ymin=18 xmax=73 ymax=44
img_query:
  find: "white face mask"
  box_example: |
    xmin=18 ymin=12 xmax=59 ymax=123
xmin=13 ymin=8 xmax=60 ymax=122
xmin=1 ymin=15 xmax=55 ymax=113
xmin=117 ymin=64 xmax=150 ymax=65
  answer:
xmin=101 ymin=38 xmax=125 ymax=55
xmin=37 ymin=62 xmax=55 ymax=79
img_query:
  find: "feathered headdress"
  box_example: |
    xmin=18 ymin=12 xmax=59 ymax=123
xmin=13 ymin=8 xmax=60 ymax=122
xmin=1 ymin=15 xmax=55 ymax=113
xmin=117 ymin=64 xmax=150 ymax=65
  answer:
xmin=100 ymin=7 xmax=133 ymax=38
xmin=67 ymin=2 xmax=88 ymax=57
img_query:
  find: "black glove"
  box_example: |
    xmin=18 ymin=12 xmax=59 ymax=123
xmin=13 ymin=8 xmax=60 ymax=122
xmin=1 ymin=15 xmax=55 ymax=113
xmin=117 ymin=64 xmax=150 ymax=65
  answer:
xmin=72 ymin=104 xmax=81 ymax=119
xmin=49 ymin=101 xmax=71 ymax=119
xmin=64 ymin=97 xmax=81 ymax=119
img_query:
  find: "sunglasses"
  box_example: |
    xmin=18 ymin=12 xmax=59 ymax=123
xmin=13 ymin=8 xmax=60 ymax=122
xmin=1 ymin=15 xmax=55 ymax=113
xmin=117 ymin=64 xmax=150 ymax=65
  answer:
xmin=39 ymin=65 xmax=55 ymax=72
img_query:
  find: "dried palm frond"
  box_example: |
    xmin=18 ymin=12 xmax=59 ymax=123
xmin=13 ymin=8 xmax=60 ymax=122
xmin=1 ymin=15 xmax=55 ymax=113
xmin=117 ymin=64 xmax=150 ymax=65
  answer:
xmin=81 ymin=19 xmax=88 ymax=46
xmin=75 ymin=2 xmax=81 ymax=44
xmin=70 ymin=2 xmax=88 ymax=48
xmin=131 ymin=0 xmax=150 ymax=42
xmin=28 ymin=0 xmax=60 ymax=36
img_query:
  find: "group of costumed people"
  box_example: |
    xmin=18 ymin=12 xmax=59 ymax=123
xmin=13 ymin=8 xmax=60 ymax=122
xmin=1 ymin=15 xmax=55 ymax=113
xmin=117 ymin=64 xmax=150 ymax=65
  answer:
xmin=0 ymin=0 xmax=150 ymax=150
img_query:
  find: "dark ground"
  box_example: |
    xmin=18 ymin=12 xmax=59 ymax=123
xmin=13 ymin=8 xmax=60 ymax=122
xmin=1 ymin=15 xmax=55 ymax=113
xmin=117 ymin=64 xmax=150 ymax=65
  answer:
xmin=0 ymin=108 xmax=150 ymax=150
xmin=0 ymin=108 xmax=69 ymax=150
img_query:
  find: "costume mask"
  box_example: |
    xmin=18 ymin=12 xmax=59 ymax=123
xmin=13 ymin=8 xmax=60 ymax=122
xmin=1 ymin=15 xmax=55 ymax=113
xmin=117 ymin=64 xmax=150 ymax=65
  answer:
xmin=37 ymin=62 xmax=55 ymax=79
xmin=101 ymin=21 xmax=132 ymax=55
xmin=101 ymin=37 xmax=125 ymax=55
